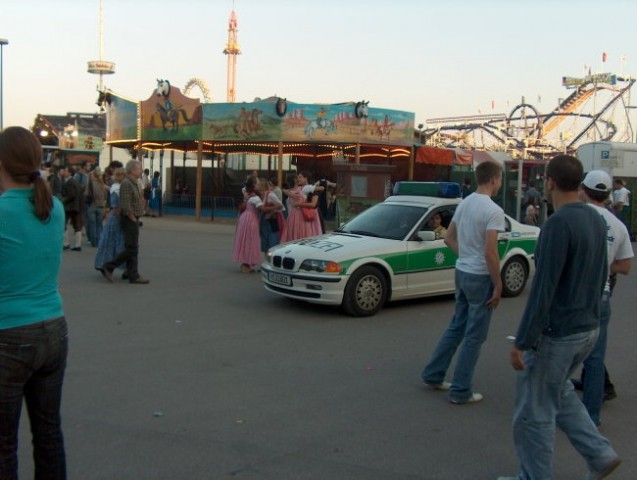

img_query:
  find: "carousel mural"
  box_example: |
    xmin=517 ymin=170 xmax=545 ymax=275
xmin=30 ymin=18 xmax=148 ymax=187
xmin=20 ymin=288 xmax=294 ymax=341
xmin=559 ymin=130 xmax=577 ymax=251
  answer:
xmin=102 ymin=80 xmax=415 ymax=149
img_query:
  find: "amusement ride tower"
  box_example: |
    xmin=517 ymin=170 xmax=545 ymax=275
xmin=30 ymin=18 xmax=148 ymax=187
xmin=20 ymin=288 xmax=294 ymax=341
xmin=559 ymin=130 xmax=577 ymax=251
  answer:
xmin=223 ymin=7 xmax=240 ymax=103
xmin=87 ymin=0 xmax=115 ymax=93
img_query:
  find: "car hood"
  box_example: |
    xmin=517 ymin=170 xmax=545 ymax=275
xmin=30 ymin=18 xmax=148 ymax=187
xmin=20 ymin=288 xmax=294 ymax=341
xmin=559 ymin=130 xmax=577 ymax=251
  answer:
xmin=269 ymin=232 xmax=398 ymax=263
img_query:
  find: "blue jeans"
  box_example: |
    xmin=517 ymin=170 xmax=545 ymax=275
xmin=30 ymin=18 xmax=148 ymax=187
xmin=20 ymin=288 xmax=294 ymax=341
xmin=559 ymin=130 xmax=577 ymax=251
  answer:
xmin=512 ymin=329 xmax=618 ymax=479
xmin=582 ymin=295 xmax=611 ymax=426
xmin=421 ymin=269 xmax=493 ymax=402
xmin=87 ymin=204 xmax=104 ymax=247
xmin=0 ymin=317 xmax=68 ymax=480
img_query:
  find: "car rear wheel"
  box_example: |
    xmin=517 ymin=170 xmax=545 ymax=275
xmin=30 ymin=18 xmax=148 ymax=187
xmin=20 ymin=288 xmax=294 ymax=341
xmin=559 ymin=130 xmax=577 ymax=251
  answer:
xmin=501 ymin=256 xmax=528 ymax=297
xmin=342 ymin=266 xmax=387 ymax=316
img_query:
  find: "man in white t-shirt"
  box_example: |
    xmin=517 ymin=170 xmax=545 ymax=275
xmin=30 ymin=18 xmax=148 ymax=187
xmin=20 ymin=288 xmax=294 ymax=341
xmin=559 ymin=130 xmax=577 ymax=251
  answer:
xmin=611 ymin=178 xmax=630 ymax=225
xmin=578 ymin=170 xmax=633 ymax=426
xmin=420 ymin=160 xmax=505 ymax=404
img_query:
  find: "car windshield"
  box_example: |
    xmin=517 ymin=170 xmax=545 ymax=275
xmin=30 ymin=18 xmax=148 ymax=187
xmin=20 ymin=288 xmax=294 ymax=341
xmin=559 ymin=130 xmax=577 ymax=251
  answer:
xmin=336 ymin=204 xmax=427 ymax=240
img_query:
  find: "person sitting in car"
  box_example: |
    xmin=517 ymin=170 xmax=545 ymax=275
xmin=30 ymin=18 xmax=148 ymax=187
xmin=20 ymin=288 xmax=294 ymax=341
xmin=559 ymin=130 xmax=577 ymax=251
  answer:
xmin=428 ymin=212 xmax=447 ymax=239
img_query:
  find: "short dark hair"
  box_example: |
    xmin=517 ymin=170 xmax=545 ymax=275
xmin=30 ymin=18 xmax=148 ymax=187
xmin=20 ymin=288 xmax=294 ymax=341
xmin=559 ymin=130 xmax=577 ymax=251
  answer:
xmin=546 ymin=154 xmax=583 ymax=192
xmin=475 ymin=161 xmax=503 ymax=185
xmin=582 ymin=185 xmax=610 ymax=203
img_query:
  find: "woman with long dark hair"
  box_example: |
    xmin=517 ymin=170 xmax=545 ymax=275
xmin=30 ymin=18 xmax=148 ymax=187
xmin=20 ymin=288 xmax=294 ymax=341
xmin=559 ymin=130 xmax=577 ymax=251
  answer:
xmin=0 ymin=126 xmax=68 ymax=479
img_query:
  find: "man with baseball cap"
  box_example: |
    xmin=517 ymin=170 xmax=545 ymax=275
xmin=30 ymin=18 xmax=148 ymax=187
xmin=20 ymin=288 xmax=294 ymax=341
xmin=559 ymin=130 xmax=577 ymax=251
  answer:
xmin=578 ymin=170 xmax=633 ymax=426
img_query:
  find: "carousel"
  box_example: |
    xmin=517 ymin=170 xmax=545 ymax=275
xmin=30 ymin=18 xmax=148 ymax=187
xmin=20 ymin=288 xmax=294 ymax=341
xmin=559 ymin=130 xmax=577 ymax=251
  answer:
xmin=99 ymin=80 xmax=417 ymax=219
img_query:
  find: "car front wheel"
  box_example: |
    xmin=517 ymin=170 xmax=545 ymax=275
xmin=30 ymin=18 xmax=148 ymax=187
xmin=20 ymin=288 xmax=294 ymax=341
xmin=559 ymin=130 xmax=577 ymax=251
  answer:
xmin=342 ymin=266 xmax=387 ymax=316
xmin=501 ymin=256 xmax=528 ymax=297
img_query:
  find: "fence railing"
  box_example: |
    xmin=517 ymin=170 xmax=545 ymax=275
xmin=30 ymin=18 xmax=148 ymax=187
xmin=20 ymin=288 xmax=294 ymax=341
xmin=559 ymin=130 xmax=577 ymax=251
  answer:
xmin=162 ymin=194 xmax=239 ymax=218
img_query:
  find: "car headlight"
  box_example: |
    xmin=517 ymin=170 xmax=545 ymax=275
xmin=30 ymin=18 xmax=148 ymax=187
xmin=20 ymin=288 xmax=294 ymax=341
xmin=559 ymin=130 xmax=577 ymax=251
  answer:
xmin=299 ymin=259 xmax=343 ymax=273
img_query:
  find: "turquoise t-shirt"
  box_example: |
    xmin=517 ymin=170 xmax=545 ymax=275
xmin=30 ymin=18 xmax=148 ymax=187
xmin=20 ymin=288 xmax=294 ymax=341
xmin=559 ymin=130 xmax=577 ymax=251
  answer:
xmin=0 ymin=188 xmax=65 ymax=330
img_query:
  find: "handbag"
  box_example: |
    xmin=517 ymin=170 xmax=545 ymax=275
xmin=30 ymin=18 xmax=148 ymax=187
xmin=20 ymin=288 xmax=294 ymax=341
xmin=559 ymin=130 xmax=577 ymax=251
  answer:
xmin=301 ymin=207 xmax=317 ymax=222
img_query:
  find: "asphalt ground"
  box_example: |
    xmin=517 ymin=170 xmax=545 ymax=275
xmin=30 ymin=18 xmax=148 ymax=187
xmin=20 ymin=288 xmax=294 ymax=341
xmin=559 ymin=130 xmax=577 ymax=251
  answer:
xmin=17 ymin=216 xmax=637 ymax=479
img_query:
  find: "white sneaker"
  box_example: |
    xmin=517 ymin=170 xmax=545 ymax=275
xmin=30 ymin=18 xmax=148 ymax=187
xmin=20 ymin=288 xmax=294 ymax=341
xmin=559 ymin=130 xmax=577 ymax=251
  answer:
xmin=450 ymin=392 xmax=483 ymax=404
xmin=422 ymin=380 xmax=452 ymax=391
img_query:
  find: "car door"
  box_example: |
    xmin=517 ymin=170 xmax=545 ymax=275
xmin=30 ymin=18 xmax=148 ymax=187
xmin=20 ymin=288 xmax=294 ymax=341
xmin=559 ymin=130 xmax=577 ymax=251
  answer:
xmin=404 ymin=207 xmax=457 ymax=298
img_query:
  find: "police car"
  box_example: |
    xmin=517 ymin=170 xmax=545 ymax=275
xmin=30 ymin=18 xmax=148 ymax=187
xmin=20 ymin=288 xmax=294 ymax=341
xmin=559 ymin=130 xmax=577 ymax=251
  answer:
xmin=261 ymin=182 xmax=539 ymax=317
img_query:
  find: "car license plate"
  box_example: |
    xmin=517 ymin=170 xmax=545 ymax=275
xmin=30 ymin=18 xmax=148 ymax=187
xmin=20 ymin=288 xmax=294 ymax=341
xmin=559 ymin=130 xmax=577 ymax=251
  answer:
xmin=268 ymin=272 xmax=291 ymax=286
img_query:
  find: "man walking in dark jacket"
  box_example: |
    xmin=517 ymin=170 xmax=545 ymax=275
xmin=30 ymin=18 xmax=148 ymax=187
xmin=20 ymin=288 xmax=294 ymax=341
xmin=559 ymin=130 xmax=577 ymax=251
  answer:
xmin=499 ymin=155 xmax=620 ymax=480
xmin=102 ymin=160 xmax=149 ymax=284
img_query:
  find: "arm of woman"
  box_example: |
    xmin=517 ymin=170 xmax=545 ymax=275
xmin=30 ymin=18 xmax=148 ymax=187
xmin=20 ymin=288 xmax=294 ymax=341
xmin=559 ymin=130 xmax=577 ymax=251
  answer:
xmin=298 ymin=194 xmax=319 ymax=209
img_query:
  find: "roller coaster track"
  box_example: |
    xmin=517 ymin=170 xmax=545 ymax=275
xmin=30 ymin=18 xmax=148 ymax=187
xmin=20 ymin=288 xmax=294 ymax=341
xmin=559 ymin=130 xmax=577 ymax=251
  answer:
xmin=423 ymin=74 xmax=635 ymax=159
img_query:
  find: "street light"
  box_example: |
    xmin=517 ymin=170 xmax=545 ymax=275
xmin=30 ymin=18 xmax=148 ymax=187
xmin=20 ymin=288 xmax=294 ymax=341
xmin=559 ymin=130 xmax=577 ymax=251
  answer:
xmin=0 ymin=38 xmax=8 ymax=131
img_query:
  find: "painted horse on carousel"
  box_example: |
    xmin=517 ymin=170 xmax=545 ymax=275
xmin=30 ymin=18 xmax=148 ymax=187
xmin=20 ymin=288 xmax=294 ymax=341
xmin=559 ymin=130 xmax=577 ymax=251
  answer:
xmin=155 ymin=79 xmax=191 ymax=131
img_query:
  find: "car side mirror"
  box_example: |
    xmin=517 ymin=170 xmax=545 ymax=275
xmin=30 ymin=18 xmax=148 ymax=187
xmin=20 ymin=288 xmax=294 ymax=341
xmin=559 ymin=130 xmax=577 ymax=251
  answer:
xmin=416 ymin=231 xmax=436 ymax=241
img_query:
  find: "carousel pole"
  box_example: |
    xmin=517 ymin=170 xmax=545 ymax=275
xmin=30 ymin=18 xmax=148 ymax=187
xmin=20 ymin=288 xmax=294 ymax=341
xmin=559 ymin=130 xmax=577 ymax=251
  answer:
xmin=195 ymin=141 xmax=203 ymax=221
xmin=409 ymin=145 xmax=415 ymax=181
xmin=355 ymin=143 xmax=360 ymax=164
xmin=170 ymin=150 xmax=174 ymax=195
xmin=159 ymin=149 xmax=164 ymax=217
xmin=278 ymin=141 xmax=283 ymax=188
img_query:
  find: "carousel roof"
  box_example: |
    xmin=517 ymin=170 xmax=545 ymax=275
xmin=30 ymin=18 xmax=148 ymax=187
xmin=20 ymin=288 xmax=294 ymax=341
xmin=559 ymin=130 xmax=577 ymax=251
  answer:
xmin=101 ymin=85 xmax=416 ymax=160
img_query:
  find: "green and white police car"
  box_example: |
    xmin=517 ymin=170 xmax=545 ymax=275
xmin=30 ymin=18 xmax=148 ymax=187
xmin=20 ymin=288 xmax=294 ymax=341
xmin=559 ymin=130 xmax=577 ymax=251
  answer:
xmin=261 ymin=182 xmax=539 ymax=317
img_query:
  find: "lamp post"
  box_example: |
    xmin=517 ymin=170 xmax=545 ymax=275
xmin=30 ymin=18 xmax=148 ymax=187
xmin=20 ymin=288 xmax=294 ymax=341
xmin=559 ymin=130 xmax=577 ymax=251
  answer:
xmin=0 ymin=38 xmax=9 ymax=131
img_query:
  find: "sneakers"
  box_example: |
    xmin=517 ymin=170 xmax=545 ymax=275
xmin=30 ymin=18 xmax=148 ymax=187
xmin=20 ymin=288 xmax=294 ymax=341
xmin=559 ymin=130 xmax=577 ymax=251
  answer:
xmin=422 ymin=380 xmax=452 ymax=391
xmin=450 ymin=393 xmax=483 ymax=405
xmin=499 ymin=458 xmax=620 ymax=480
xmin=70 ymin=247 xmax=82 ymax=252
xmin=130 ymin=277 xmax=150 ymax=284
xmin=588 ymin=457 xmax=621 ymax=480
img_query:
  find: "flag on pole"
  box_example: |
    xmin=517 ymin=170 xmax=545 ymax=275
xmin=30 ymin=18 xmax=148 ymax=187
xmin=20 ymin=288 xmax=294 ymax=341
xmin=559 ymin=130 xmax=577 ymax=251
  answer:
xmin=602 ymin=52 xmax=607 ymax=63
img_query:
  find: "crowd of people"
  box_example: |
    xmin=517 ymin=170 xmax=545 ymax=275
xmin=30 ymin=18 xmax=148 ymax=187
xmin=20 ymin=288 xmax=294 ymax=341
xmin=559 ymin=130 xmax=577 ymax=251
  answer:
xmin=232 ymin=171 xmax=335 ymax=272
xmin=0 ymin=125 xmax=633 ymax=479
xmin=40 ymin=158 xmax=156 ymax=285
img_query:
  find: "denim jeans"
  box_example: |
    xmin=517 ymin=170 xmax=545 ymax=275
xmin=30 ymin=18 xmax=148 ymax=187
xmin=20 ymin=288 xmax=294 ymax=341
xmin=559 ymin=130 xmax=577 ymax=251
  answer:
xmin=0 ymin=317 xmax=68 ymax=480
xmin=512 ymin=329 xmax=618 ymax=479
xmin=582 ymin=295 xmax=611 ymax=426
xmin=87 ymin=204 xmax=105 ymax=247
xmin=421 ymin=269 xmax=494 ymax=402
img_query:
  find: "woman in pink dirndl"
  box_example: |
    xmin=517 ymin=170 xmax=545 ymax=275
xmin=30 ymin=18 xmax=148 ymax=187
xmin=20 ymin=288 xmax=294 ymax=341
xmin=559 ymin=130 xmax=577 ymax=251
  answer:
xmin=233 ymin=176 xmax=281 ymax=273
xmin=280 ymin=172 xmax=324 ymax=242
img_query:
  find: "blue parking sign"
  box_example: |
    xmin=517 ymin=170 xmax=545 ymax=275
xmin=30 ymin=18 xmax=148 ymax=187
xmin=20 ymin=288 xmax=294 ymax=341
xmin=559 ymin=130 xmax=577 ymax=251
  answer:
xmin=601 ymin=150 xmax=610 ymax=159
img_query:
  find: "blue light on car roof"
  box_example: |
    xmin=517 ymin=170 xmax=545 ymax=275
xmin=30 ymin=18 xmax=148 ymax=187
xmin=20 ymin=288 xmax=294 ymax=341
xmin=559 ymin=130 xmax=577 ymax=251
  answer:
xmin=392 ymin=182 xmax=461 ymax=198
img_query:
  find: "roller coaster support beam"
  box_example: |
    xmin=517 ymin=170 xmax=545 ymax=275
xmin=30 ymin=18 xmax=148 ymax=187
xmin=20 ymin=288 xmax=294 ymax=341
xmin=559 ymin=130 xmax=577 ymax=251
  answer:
xmin=568 ymin=79 xmax=634 ymax=148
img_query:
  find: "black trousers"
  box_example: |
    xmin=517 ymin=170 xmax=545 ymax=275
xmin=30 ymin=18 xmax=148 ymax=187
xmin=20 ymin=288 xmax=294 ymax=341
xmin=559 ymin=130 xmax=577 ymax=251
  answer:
xmin=104 ymin=216 xmax=140 ymax=282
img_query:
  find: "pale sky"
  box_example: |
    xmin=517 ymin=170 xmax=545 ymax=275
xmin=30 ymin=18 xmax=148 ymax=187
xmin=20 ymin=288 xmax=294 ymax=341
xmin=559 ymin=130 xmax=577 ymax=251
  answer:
xmin=2 ymin=0 xmax=637 ymax=132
